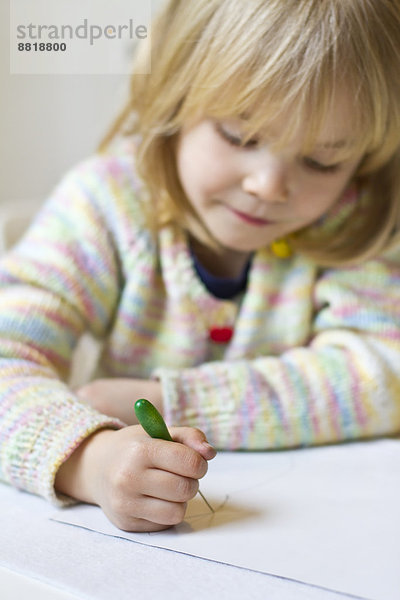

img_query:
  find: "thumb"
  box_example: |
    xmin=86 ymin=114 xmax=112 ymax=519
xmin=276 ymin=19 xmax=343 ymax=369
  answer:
xmin=169 ymin=426 xmax=217 ymax=461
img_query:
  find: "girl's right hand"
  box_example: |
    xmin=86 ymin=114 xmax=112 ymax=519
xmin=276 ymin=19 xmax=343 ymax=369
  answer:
xmin=55 ymin=425 xmax=216 ymax=532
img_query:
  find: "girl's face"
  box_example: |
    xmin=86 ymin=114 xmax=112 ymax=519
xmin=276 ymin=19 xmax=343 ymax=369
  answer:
xmin=176 ymin=102 xmax=363 ymax=262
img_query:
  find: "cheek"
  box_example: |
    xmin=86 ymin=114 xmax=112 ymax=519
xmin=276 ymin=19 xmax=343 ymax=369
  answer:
xmin=178 ymin=147 xmax=231 ymax=201
xmin=298 ymin=194 xmax=336 ymax=221
xmin=176 ymin=144 xmax=199 ymax=199
xmin=177 ymin=153 xmax=210 ymax=202
xmin=295 ymin=176 xmax=350 ymax=220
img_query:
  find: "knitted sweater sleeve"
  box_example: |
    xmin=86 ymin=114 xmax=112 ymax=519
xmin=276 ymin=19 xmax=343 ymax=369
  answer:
xmin=0 ymin=158 xmax=125 ymax=505
xmin=154 ymin=247 xmax=400 ymax=449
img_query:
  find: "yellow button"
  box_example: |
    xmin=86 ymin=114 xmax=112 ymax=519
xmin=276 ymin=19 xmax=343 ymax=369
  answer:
xmin=270 ymin=238 xmax=292 ymax=258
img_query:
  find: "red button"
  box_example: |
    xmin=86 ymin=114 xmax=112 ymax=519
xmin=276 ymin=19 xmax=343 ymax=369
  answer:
xmin=209 ymin=326 xmax=234 ymax=343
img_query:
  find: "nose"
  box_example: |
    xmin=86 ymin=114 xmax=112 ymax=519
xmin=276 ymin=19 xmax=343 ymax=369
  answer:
xmin=242 ymin=154 xmax=288 ymax=203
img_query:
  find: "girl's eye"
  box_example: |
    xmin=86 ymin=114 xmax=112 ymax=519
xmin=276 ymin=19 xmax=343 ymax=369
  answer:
xmin=216 ymin=123 xmax=259 ymax=149
xmin=302 ymin=156 xmax=341 ymax=174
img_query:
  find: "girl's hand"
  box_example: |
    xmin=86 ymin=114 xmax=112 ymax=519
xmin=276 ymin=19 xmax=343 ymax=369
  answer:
xmin=55 ymin=425 xmax=217 ymax=532
xmin=75 ymin=378 xmax=163 ymax=424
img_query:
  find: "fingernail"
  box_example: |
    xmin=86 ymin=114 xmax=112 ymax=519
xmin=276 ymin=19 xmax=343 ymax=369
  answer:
xmin=202 ymin=441 xmax=215 ymax=452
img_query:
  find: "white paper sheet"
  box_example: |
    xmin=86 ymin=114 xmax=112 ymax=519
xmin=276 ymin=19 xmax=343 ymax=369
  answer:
xmin=52 ymin=439 xmax=400 ymax=600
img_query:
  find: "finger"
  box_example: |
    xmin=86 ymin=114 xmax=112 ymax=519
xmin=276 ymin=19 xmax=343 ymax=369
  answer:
xmin=121 ymin=519 xmax=172 ymax=533
xmin=141 ymin=469 xmax=199 ymax=502
xmin=169 ymin=426 xmax=217 ymax=460
xmin=147 ymin=439 xmax=209 ymax=480
xmin=134 ymin=496 xmax=188 ymax=526
xmin=105 ymin=512 xmax=175 ymax=533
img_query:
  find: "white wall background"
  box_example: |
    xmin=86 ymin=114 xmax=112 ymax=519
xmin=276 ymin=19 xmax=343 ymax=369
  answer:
xmin=0 ymin=0 xmax=164 ymax=216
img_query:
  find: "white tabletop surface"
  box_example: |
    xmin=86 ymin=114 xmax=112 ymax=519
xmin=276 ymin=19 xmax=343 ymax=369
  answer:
xmin=0 ymin=480 xmax=360 ymax=600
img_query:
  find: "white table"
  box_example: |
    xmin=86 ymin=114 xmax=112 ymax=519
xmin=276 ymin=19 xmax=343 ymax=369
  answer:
xmin=0 ymin=480 xmax=357 ymax=600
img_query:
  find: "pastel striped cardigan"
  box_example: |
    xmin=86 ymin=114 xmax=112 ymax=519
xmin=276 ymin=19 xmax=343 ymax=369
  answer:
xmin=0 ymin=140 xmax=399 ymax=506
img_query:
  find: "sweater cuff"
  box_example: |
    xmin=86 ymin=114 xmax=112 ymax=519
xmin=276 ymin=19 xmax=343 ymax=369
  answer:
xmin=151 ymin=364 xmax=238 ymax=448
xmin=6 ymin=396 xmax=125 ymax=508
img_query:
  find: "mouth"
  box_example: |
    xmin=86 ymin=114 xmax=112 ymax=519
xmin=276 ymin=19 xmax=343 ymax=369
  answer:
xmin=229 ymin=207 xmax=274 ymax=226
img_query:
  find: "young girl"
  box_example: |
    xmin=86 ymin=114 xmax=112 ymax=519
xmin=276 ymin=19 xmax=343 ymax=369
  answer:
xmin=1 ymin=0 xmax=400 ymax=533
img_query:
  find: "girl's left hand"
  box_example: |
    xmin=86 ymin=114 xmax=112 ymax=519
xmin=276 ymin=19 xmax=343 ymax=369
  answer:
xmin=75 ymin=378 xmax=163 ymax=425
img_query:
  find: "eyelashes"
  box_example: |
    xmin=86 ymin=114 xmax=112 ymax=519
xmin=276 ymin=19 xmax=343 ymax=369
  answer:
xmin=215 ymin=122 xmax=259 ymax=149
xmin=301 ymin=157 xmax=341 ymax=174
xmin=215 ymin=122 xmax=342 ymax=174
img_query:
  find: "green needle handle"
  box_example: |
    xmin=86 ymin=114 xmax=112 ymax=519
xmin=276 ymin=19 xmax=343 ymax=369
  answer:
xmin=134 ymin=398 xmax=215 ymax=513
xmin=134 ymin=398 xmax=173 ymax=441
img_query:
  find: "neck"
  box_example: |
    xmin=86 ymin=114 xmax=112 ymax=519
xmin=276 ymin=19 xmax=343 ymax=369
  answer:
xmin=189 ymin=237 xmax=251 ymax=279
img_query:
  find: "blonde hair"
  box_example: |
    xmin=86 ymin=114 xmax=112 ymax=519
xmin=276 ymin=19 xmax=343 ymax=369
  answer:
xmin=99 ymin=0 xmax=400 ymax=266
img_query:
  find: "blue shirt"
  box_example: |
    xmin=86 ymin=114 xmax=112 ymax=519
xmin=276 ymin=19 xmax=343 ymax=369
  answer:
xmin=189 ymin=245 xmax=254 ymax=300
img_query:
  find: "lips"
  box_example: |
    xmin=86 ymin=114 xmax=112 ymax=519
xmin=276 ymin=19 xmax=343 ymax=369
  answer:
xmin=229 ymin=207 xmax=273 ymax=226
